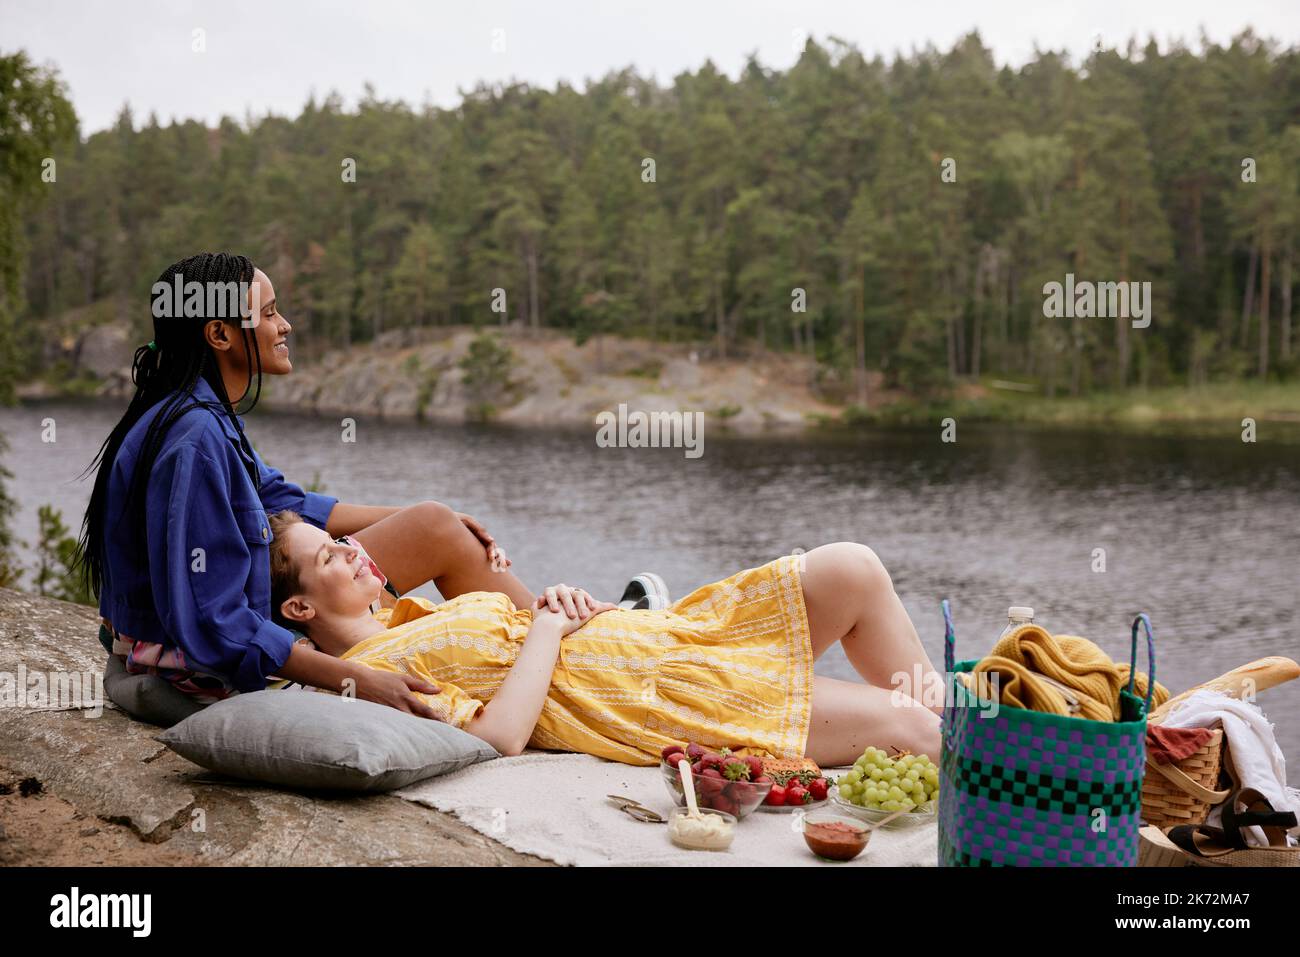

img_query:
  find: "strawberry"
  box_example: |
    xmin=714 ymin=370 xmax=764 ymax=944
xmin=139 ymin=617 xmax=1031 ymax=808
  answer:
xmin=786 ymin=785 xmax=810 ymax=805
xmin=808 ymin=777 xmax=829 ymax=801
xmin=765 ymin=785 xmax=787 ymax=806
xmin=685 ymin=743 xmax=706 ymax=762
xmin=722 ymin=759 xmax=750 ymax=781
xmin=691 ymin=760 xmax=705 ymax=775
xmin=700 ymin=752 xmax=723 ymax=770
xmin=665 ymin=752 xmax=688 ymax=769
xmin=753 ymin=775 xmax=773 ymax=785
xmin=701 ymin=767 xmax=724 ymax=779
xmin=661 ymin=744 xmax=684 ymax=760
xmin=744 ymin=756 xmax=765 ymax=780
xmin=697 ymin=774 xmax=725 ymax=804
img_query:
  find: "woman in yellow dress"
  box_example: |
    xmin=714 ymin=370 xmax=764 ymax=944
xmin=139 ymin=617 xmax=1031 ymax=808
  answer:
xmin=266 ymin=511 xmax=943 ymax=767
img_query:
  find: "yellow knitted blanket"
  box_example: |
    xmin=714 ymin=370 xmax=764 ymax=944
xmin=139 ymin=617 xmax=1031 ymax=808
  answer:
xmin=969 ymin=625 xmax=1168 ymax=721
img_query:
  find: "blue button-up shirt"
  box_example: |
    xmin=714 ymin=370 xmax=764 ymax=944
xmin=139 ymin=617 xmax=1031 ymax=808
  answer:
xmin=97 ymin=375 xmax=338 ymax=691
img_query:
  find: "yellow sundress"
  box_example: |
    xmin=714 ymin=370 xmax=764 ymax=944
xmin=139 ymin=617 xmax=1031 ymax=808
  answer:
xmin=340 ymin=554 xmax=814 ymax=766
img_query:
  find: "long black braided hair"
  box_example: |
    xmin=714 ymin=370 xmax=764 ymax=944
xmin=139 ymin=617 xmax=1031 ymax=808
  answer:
xmin=75 ymin=252 xmax=268 ymax=600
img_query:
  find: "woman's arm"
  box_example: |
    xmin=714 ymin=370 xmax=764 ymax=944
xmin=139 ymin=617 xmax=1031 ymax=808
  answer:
xmin=327 ymin=501 xmax=503 ymax=567
xmin=462 ymin=612 xmax=564 ymax=755
xmin=253 ymin=446 xmax=498 ymax=560
xmin=151 ymin=442 xmax=301 ymax=691
xmin=325 ymin=503 xmax=401 ymax=537
xmin=151 ymin=442 xmax=439 ymax=714
xmin=276 ymin=643 xmax=443 ymax=718
xmin=462 ymin=586 xmax=615 ymax=755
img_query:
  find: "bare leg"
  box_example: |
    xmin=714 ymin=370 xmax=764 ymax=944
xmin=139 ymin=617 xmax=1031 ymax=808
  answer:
xmin=804 ymin=674 xmax=941 ymax=767
xmin=350 ymin=501 xmax=535 ymax=608
xmin=801 ymin=542 xmax=944 ymax=715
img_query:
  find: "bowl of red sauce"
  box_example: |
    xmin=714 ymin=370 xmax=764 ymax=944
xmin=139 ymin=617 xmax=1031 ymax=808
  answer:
xmin=801 ymin=808 xmax=872 ymax=862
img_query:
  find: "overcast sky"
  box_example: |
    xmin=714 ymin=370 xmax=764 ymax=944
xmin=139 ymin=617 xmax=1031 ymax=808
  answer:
xmin=5 ymin=0 xmax=1297 ymax=136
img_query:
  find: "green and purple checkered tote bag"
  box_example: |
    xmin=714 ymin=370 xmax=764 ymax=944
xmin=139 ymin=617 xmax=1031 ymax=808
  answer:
xmin=938 ymin=601 xmax=1155 ymax=867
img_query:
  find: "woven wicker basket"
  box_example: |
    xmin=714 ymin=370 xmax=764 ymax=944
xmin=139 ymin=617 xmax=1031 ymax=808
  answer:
xmin=1141 ymin=727 xmax=1231 ymax=828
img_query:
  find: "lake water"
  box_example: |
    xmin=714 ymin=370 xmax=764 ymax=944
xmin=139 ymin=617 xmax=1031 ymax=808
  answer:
xmin=3 ymin=399 xmax=1298 ymax=764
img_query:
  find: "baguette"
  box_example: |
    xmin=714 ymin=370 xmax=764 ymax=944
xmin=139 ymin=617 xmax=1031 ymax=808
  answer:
xmin=1149 ymin=656 xmax=1300 ymax=725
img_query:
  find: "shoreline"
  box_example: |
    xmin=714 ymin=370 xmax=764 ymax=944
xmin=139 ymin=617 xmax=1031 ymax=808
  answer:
xmin=16 ymin=326 xmax=1300 ymax=444
xmin=16 ymin=386 xmax=1300 ymax=448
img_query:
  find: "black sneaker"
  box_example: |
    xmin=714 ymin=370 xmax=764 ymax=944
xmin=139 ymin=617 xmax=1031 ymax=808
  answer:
xmin=617 ymin=572 xmax=671 ymax=610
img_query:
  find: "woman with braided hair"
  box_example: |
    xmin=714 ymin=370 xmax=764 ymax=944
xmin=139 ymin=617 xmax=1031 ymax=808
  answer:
xmin=76 ymin=252 xmax=581 ymax=715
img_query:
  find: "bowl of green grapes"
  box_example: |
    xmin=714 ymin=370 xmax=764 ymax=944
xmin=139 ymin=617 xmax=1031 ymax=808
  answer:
xmin=831 ymin=747 xmax=939 ymax=828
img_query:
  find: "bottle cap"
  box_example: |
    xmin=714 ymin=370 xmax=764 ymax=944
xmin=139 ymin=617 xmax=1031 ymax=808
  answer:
xmin=1007 ymin=606 xmax=1035 ymax=620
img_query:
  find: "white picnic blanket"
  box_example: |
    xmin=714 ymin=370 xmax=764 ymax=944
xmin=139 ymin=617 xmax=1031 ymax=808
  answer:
xmin=396 ymin=751 xmax=938 ymax=866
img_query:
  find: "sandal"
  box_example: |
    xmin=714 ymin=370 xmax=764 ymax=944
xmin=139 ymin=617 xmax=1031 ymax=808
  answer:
xmin=1140 ymin=787 xmax=1300 ymax=867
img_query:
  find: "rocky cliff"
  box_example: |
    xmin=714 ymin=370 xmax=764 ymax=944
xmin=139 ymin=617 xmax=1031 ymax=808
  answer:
xmin=256 ymin=326 xmax=841 ymax=431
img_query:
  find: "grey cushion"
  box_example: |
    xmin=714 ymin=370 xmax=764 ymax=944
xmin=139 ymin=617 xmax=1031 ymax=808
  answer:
xmin=103 ymin=653 xmax=205 ymax=727
xmin=157 ymin=689 xmax=498 ymax=792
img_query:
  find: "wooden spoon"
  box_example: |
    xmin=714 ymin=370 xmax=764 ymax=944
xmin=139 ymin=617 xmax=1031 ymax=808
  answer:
xmin=678 ymin=759 xmax=702 ymax=818
xmin=866 ymin=807 xmax=908 ymax=829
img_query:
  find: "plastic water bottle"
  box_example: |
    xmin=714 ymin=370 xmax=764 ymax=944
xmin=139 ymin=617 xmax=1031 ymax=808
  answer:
xmin=999 ymin=606 xmax=1035 ymax=641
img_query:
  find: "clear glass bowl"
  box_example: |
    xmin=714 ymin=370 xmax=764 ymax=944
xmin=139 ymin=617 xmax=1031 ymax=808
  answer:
xmin=829 ymin=792 xmax=938 ymax=828
xmin=667 ymin=807 xmax=738 ymax=851
xmin=801 ymin=807 xmax=873 ymax=861
xmin=661 ymin=761 xmax=772 ymax=819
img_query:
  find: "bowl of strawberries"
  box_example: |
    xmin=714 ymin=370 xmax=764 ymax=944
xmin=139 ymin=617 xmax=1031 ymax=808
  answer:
xmin=660 ymin=743 xmax=773 ymax=819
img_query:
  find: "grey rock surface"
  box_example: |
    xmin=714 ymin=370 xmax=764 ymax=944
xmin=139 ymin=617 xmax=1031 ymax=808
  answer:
xmin=0 ymin=586 xmax=553 ymax=866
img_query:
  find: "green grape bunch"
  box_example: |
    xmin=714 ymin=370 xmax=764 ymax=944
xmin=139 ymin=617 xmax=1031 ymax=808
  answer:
xmin=836 ymin=746 xmax=940 ymax=812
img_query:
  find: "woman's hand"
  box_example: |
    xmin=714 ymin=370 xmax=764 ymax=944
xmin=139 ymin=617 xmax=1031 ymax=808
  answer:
xmin=534 ymin=584 xmax=618 ymax=637
xmin=457 ymin=512 xmax=512 ymax=572
xmin=350 ymin=666 xmax=444 ymax=719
